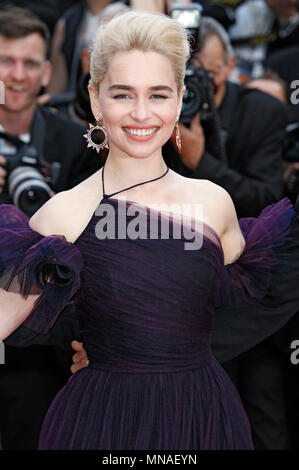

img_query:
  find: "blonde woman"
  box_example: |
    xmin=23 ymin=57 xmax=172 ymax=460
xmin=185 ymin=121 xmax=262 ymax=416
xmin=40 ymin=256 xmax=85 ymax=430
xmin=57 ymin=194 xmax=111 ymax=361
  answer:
xmin=0 ymin=11 xmax=296 ymax=449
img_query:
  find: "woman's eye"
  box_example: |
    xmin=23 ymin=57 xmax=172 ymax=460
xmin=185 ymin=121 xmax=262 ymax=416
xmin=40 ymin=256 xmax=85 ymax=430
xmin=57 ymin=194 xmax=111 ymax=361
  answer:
xmin=112 ymin=94 xmax=167 ymax=100
xmin=113 ymin=94 xmax=131 ymax=99
xmin=151 ymin=95 xmax=167 ymax=100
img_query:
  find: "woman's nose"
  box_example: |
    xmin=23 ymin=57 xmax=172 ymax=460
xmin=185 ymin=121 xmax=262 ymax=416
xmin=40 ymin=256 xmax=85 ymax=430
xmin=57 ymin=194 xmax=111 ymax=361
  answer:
xmin=130 ymin=97 xmax=151 ymax=121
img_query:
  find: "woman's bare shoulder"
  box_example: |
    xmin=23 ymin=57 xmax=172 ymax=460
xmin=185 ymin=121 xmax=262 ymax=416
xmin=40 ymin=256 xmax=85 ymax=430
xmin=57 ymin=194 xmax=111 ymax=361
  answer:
xmin=29 ymin=169 xmax=102 ymax=242
xmin=169 ymin=172 xmax=225 ymax=198
xmin=191 ymin=178 xmax=229 ymax=200
xmin=172 ymin=173 xmax=232 ymax=212
xmin=187 ymin=178 xmax=245 ymax=264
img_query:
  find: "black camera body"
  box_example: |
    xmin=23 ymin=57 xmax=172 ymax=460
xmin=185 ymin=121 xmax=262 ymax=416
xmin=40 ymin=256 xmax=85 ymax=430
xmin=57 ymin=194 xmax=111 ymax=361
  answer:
xmin=180 ymin=63 xmax=215 ymax=124
xmin=171 ymin=3 xmax=216 ymax=125
xmin=2 ymin=141 xmax=60 ymax=217
xmin=0 ymin=107 xmax=62 ymax=216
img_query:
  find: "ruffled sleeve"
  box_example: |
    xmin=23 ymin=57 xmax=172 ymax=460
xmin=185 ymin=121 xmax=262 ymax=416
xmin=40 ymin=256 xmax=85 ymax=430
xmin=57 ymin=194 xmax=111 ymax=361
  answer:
xmin=216 ymin=197 xmax=296 ymax=309
xmin=0 ymin=204 xmax=83 ymax=336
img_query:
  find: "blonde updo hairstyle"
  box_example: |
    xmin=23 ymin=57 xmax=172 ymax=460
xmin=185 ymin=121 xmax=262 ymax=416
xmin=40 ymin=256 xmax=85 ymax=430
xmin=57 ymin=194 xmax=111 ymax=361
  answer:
xmin=89 ymin=11 xmax=190 ymax=95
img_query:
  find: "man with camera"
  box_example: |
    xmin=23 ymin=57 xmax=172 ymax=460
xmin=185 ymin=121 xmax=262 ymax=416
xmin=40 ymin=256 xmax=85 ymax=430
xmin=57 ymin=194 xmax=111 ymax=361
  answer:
xmin=0 ymin=8 xmax=99 ymax=212
xmin=0 ymin=6 xmax=100 ymax=449
xmin=166 ymin=15 xmax=286 ymax=219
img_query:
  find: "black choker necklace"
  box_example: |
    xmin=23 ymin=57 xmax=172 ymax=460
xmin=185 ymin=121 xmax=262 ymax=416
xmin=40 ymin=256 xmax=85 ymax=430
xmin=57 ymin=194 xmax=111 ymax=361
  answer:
xmin=101 ymin=159 xmax=169 ymax=200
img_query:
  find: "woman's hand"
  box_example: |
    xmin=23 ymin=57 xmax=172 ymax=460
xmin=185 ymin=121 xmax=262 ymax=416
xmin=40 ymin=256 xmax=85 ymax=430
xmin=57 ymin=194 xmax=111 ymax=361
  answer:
xmin=70 ymin=340 xmax=89 ymax=374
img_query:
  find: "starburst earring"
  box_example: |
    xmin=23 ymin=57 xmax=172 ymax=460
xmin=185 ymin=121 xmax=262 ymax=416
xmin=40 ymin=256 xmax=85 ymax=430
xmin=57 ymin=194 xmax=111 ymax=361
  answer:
xmin=84 ymin=116 xmax=109 ymax=153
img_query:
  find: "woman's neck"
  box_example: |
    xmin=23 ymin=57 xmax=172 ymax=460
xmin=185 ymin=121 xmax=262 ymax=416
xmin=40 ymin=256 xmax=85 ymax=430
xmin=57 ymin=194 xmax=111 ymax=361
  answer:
xmin=102 ymin=148 xmax=168 ymax=197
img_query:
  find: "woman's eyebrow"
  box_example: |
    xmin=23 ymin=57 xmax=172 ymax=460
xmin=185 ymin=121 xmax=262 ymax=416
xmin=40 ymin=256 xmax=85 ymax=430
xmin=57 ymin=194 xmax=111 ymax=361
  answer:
xmin=108 ymin=84 xmax=174 ymax=92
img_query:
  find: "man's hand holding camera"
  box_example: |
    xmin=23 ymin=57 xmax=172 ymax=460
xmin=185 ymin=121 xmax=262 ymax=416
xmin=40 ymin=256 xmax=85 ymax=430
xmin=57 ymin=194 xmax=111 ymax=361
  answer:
xmin=171 ymin=113 xmax=205 ymax=170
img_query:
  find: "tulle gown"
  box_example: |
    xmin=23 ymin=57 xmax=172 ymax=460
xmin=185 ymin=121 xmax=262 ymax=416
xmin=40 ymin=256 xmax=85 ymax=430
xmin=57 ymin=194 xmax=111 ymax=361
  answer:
xmin=0 ymin=195 xmax=295 ymax=450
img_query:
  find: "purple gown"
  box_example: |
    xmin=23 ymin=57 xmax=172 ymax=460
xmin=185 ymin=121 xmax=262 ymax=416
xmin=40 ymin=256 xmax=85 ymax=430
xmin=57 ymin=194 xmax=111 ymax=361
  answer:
xmin=0 ymin=196 xmax=295 ymax=450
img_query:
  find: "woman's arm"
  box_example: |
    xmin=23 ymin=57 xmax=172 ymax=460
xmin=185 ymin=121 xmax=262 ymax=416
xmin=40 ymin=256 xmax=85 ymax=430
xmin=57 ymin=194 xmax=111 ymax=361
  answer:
xmin=0 ymin=191 xmax=82 ymax=341
xmin=0 ymin=291 xmax=40 ymax=341
xmin=4 ymin=301 xmax=81 ymax=349
xmin=196 ymin=181 xmax=245 ymax=265
xmin=218 ymin=187 xmax=246 ymax=265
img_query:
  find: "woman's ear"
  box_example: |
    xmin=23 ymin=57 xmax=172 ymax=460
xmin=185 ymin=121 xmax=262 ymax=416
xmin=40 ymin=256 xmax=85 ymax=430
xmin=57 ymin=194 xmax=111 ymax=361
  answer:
xmin=88 ymin=84 xmax=101 ymax=121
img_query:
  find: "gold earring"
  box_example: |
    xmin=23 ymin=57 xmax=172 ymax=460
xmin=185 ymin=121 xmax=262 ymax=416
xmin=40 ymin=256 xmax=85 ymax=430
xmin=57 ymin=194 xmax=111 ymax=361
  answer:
xmin=175 ymin=121 xmax=181 ymax=154
xmin=84 ymin=116 xmax=109 ymax=153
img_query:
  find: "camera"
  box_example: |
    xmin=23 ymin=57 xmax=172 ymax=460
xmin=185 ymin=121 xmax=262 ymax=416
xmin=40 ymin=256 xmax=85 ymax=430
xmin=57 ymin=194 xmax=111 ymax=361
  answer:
xmin=3 ymin=142 xmax=60 ymax=217
xmin=171 ymin=2 xmax=202 ymax=50
xmin=171 ymin=3 xmax=216 ymax=124
xmin=180 ymin=63 xmax=216 ymax=124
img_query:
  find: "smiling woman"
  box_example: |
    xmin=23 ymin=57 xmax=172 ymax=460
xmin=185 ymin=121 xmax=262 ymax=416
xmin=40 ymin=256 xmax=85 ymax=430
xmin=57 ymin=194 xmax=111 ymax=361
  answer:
xmin=88 ymin=48 xmax=183 ymax=161
xmin=0 ymin=10 xmax=297 ymax=451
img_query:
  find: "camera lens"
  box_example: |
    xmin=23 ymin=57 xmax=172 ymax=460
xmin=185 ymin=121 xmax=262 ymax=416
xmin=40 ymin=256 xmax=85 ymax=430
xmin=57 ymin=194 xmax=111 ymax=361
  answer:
xmin=8 ymin=166 xmax=52 ymax=216
xmin=181 ymin=79 xmax=202 ymax=124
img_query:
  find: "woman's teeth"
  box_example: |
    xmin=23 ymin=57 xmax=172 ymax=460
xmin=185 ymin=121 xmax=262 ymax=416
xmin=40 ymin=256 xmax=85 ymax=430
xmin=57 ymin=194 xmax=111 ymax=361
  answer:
xmin=124 ymin=128 xmax=157 ymax=136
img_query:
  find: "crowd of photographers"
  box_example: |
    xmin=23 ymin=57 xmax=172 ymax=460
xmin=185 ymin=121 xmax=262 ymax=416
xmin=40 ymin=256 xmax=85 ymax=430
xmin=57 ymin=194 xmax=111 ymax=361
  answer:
xmin=1 ymin=0 xmax=299 ymax=451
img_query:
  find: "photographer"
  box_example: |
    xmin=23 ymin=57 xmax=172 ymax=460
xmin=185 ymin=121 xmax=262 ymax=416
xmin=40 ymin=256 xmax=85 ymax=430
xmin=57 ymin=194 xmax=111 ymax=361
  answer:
xmin=165 ymin=15 xmax=286 ymax=218
xmin=0 ymin=7 xmax=100 ymax=211
xmin=0 ymin=6 xmax=100 ymax=449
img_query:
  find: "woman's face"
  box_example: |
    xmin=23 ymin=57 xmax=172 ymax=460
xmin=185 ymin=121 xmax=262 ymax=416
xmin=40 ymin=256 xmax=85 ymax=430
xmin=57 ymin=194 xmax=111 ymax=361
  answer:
xmin=89 ymin=49 xmax=184 ymax=160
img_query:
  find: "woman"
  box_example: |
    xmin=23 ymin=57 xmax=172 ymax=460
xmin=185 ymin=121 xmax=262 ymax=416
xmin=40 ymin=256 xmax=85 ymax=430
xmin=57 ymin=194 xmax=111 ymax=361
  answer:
xmin=0 ymin=11 xmax=295 ymax=449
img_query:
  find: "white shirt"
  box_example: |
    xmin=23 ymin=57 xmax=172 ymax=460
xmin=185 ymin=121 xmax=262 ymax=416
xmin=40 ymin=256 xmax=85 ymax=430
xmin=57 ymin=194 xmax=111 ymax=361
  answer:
xmin=0 ymin=124 xmax=30 ymax=155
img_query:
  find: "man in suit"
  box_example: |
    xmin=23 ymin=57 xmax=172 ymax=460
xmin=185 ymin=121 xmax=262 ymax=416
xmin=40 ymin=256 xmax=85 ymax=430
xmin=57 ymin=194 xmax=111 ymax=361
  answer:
xmin=163 ymin=16 xmax=286 ymax=219
xmin=0 ymin=6 xmax=100 ymax=449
